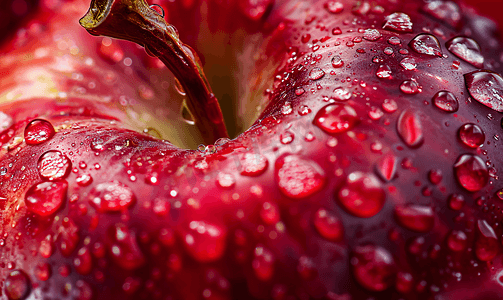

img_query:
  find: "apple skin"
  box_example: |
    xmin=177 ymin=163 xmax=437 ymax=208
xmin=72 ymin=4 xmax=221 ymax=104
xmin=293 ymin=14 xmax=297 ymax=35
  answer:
xmin=1 ymin=0 xmax=503 ymax=300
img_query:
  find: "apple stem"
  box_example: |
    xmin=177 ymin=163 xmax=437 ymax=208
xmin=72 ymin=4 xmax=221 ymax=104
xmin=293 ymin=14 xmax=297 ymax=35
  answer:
xmin=79 ymin=0 xmax=229 ymax=145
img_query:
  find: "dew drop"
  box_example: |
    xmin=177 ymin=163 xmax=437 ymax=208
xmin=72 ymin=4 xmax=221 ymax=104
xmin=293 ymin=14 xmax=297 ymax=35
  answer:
xmin=453 ymin=154 xmax=488 ymax=192
xmin=447 ymin=230 xmax=468 ymax=252
xmin=475 ymin=219 xmax=499 ymax=261
xmin=399 ymin=57 xmax=417 ymax=70
xmin=216 ymin=172 xmax=236 ymax=189
xmin=309 ymin=67 xmax=325 ymax=80
xmin=109 ymin=223 xmax=145 ymax=269
xmin=363 ymin=29 xmax=381 ymax=41
xmin=313 ymin=208 xmax=343 ymax=241
xmin=35 ymin=263 xmax=51 ymax=281
xmin=59 ymin=217 xmax=80 ymax=256
xmin=409 ymin=34 xmax=442 ymax=57
xmin=397 ymin=109 xmax=423 ymax=148
xmin=149 ymin=4 xmax=165 ymax=17
xmin=448 ymin=194 xmax=464 ymax=210
xmin=331 ymin=55 xmax=344 ymax=68
xmin=458 ymin=123 xmax=485 ymax=148
xmin=332 ymin=87 xmax=352 ymax=101
xmin=432 ymin=91 xmax=459 ymax=112
xmin=382 ymin=12 xmax=413 ymax=33
xmin=376 ymin=65 xmax=392 ymax=79
xmin=422 ymin=1 xmax=461 ymax=28
xmin=338 ymin=172 xmax=385 ymax=218
xmin=388 ymin=36 xmax=401 ymax=45
xmin=240 ymin=153 xmax=269 ymax=176
xmin=298 ymin=105 xmax=311 ymax=115
xmin=88 ymin=181 xmax=135 ymax=212
xmin=313 ymin=103 xmax=359 ymax=134
xmin=37 ymin=150 xmax=71 ymax=181
xmin=5 ymin=270 xmax=31 ymax=300
xmin=394 ymin=204 xmax=434 ymax=232
xmin=464 ymin=70 xmax=503 ymax=112
xmin=183 ymin=220 xmax=226 ymax=262
xmin=351 ymin=244 xmax=396 ymax=291
xmin=25 ymin=181 xmax=68 ymax=217
xmin=375 ymin=152 xmax=397 ymax=182
xmin=297 ymin=256 xmax=317 ymax=280
xmin=395 ymin=272 xmax=414 ymax=294
xmin=253 ymin=245 xmax=275 ymax=281
xmin=428 ymin=169 xmax=443 ymax=184
xmin=368 ymin=106 xmax=384 ymax=120
xmin=382 ymin=99 xmax=398 ymax=113
xmin=399 ymin=80 xmax=420 ymax=94
xmin=275 ymin=154 xmax=326 ymax=199
xmin=74 ymin=247 xmax=93 ymax=275
xmin=324 ymin=1 xmax=344 ymax=13
xmin=24 ymin=119 xmax=55 ymax=145
xmin=260 ymin=202 xmax=280 ymax=225
xmin=280 ymin=131 xmax=294 ymax=144
xmin=446 ymin=37 xmax=484 ymax=68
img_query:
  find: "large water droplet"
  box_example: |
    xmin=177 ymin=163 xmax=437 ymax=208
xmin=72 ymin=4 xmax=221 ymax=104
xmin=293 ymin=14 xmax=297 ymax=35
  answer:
xmin=5 ymin=270 xmax=31 ymax=300
xmin=240 ymin=153 xmax=268 ymax=176
xmin=37 ymin=150 xmax=71 ymax=181
xmin=382 ymin=12 xmax=413 ymax=32
xmin=433 ymin=91 xmax=459 ymax=112
xmin=394 ymin=204 xmax=434 ymax=232
xmin=338 ymin=172 xmax=385 ymax=218
xmin=183 ymin=221 xmax=226 ymax=262
xmin=409 ymin=34 xmax=442 ymax=56
xmin=351 ymin=245 xmax=396 ymax=291
xmin=109 ymin=223 xmax=145 ymax=269
xmin=399 ymin=57 xmax=417 ymax=70
xmin=446 ymin=37 xmax=484 ymax=68
xmin=309 ymin=67 xmax=325 ymax=80
xmin=458 ymin=123 xmax=485 ymax=148
xmin=454 ymin=154 xmax=488 ymax=192
xmin=89 ymin=181 xmax=135 ymax=212
xmin=25 ymin=181 xmax=68 ymax=217
xmin=376 ymin=65 xmax=392 ymax=79
xmin=313 ymin=208 xmax=344 ymax=241
xmin=313 ymin=104 xmax=359 ymax=134
xmin=397 ymin=109 xmax=423 ymax=148
xmin=275 ymin=154 xmax=326 ymax=199
xmin=363 ymin=29 xmax=382 ymax=41
xmin=24 ymin=119 xmax=55 ymax=145
xmin=475 ymin=219 xmax=499 ymax=261
xmin=422 ymin=1 xmax=461 ymax=28
xmin=464 ymin=70 xmax=503 ymax=112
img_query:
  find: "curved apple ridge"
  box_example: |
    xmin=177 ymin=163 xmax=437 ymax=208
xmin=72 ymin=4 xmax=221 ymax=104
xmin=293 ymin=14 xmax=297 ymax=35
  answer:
xmin=1 ymin=0 xmax=503 ymax=300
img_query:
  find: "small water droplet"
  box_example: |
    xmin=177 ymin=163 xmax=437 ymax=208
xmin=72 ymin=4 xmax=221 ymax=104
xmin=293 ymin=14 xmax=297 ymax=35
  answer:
xmin=109 ymin=223 xmax=145 ymax=269
xmin=363 ymin=29 xmax=382 ymax=41
xmin=400 ymin=57 xmax=417 ymax=70
xmin=260 ymin=202 xmax=280 ymax=225
xmin=281 ymin=101 xmax=293 ymax=115
xmin=88 ymin=181 xmax=135 ymax=212
xmin=446 ymin=36 xmax=484 ymax=68
xmin=432 ymin=91 xmax=459 ymax=112
xmin=388 ymin=36 xmax=401 ymax=45
xmin=297 ymin=256 xmax=317 ymax=280
xmin=447 ymin=230 xmax=468 ymax=252
xmin=25 ymin=181 xmax=68 ymax=217
xmin=5 ymin=270 xmax=31 ymax=300
xmin=313 ymin=208 xmax=343 ymax=241
xmin=183 ymin=220 xmax=226 ymax=262
xmin=275 ymin=154 xmax=326 ymax=199
xmin=298 ymin=105 xmax=311 ymax=115
xmin=382 ymin=12 xmax=413 ymax=32
xmin=24 ymin=119 xmax=55 ymax=145
xmin=59 ymin=218 xmax=80 ymax=256
xmin=309 ymin=67 xmax=325 ymax=80
xmin=338 ymin=172 xmax=385 ymax=218
xmin=332 ymin=87 xmax=352 ymax=101
xmin=475 ymin=219 xmax=499 ymax=261
xmin=35 ymin=263 xmax=51 ymax=281
xmin=324 ymin=1 xmax=344 ymax=13
xmin=422 ymin=1 xmax=461 ymax=28
xmin=399 ymin=80 xmax=420 ymax=94
xmin=149 ymin=4 xmax=165 ymax=17
xmin=37 ymin=150 xmax=71 ymax=181
xmin=394 ymin=204 xmax=434 ymax=232
xmin=351 ymin=244 xmax=396 ymax=291
xmin=216 ymin=172 xmax=236 ymax=189
xmin=331 ymin=55 xmax=344 ymax=68
xmin=252 ymin=245 xmax=275 ymax=281
xmin=74 ymin=247 xmax=93 ymax=275
xmin=464 ymin=70 xmax=503 ymax=112
xmin=397 ymin=109 xmax=423 ymax=148
xmin=240 ymin=153 xmax=268 ymax=176
xmin=458 ymin=123 xmax=485 ymax=148
xmin=382 ymin=99 xmax=398 ymax=113
xmin=376 ymin=65 xmax=392 ymax=79
xmin=428 ymin=169 xmax=443 ymax=184
xmin=454 ymin=154 xmax=488 ymax=192
xmin=181 ymin=100 xmax=195 ymax=125
xmin=409 ymin=34 xmax=442 ymax=56
xmin=375 ymin=152 xmax=397 ymax=182
xmin=0 ymin=111 xmax=13 ymax=134
xmin=280 ymin=131 xmax=294 ymax=144
xmin=314 ymin=104 xmax=359 ymax=134
xmin=448 ymin=194 xmax=465 ymax=210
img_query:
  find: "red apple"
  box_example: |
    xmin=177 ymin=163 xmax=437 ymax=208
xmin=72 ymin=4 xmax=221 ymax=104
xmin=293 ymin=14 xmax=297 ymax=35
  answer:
xmin=1 ymin=0 xmax=503 ymax=299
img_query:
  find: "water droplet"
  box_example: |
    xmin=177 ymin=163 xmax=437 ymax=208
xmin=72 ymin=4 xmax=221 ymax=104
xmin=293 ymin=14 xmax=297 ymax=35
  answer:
xmin=446 ymin=37 xmax=484 ymax=68
xmin=397 ymin=109 xmax=423 ymax=148
xmin=363 ymin=29 xmax=382 ymax=41
xmin=25 ymin=181 xmax=68 ymax=217
xmin=88 ymin=181 xmax=135 ymax=212
xmin=74 ymin=247 xmax=93 ymax=275
xmin=0 ymin=111 xmax=13 ymax=134
xmin=382 ymin=12 xmax=413 ymax=32
xmin=324 ymin=1 xmax=344 ymax=13
xmin=240 ymin=153 xmax=268 ymax=176
xmin=35 ymin=263 xmax=51 ymax=281
xmin=399 ymin=80 xmax=420 ymax=94
xmin=448 ymin=194 xmax=465 ymax=210
xmin=395 ymin=272 xmax=414 ymax=293
xmin=275 ymin=154 xmax=326 ymax=199
xmin=295 ymin=88 xmax=305 ymax=96
xmin=376 ymin=65 xmax=392 ymax=79
xmin=432 ymin=91 xmax=459 ymax=112
xmin=375 ymin=152 xmax=397 ymax=182
xmin=238 ymin=0 xmax=273 ymax=20
xmin=280 ymin=131 xmax=294 ymax=144
xmin=388 ymin=36 xmax=401 ymax=45
xmin=309 ymin=67 xmax=325 ymax=80
xmin=332 ymin=87 xmax=352 ymax=101
xmin=109 ymin=223 xmax=145 ymax=269
xmin=314 ymin=104 xmax=359 ymax=134
xmin=74 ymin=280 xmax=94 ymax=300
xmin=454 ymin=154 xmax=488 ymax=192
xmin=183 ymin=220 xmax=226 ymax=262
xmin=39 ymin=237 xmax=54 ymax=258
xmin=260 ymin=202 xmax=280 ymax=225
xmin=5 ymin=270 xmax=31 ymax=300
xmin=281 ymin=101 xmax=293 ymax=115
xmin=475 ymin=219 xmax=499 ymax=261
xmin=331 ymin=55 xmax=344 ymax=68
xmin=297 ymin=256 xmax=317 ymax=280
xmin=394 ymin=204 xmax=434 ymax=232
xmin=447 ymin=230 xmax=468 ymax=252
xmin=181 ymin=100 xmax=195 ymax=125
xmin=458 ymin=123 xmax=485 ymax=148
xmin=37 ymin=150 xmax=71 ymax=181
xmin=252 ymin=245 xmax=275 ymax=281
xmin=422 ymin=1 xmax=461 ymax=28
xmin=368 ymin=106 xmax=384 ymax=120
xmin=383 ymin=47 xmax=393 ymax=55
xmin=428 ymin=169 xmax=443 ymax=184
xmin=59 ymin=217 xmax=80 ymax=256
xmin=149 ymin=4 xmax=165 ymax=17
xmin=382 ymin=99 xmax=398 ymax=113
xmin=301 ymin=33 xmax=311 ymax=43
xmin=76 ymin=173 xmax=93 ymax=186
xmin=313 ymin=208 xmax=343 ymax=241
xmin=409 ymin=34 xmax=442 ymax=56
xmin=298 ymin=105 xmax=311 ymax=115
xmin=464 ymin=70 xmax=503 ymax=112
xmin=24 ymin=119 xmax=55 ymax=145
xmin=216 ymin=172 xmax=236 ymax=189
xmin=338 ymin=172 xmax=385 ymax=218
xmin=399 ymin=57 xmax=417 ymax=70
xmin=351 ymin=244 xmax=396 ymax=291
